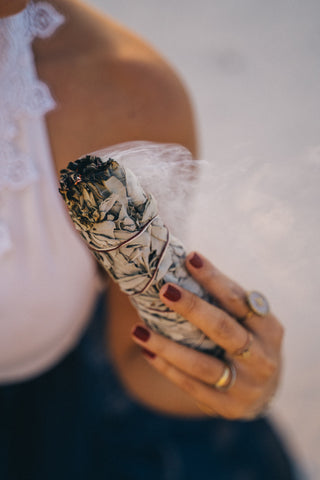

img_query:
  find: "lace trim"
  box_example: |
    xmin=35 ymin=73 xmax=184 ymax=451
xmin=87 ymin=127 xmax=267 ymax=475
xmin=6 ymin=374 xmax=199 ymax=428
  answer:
xmin=27 ymin=2 xmax=65 ymax=40
xmin=0 ymin=2 xmax=64 ymax=254
xmin=0 ymin=2 xmax=64 ymax=191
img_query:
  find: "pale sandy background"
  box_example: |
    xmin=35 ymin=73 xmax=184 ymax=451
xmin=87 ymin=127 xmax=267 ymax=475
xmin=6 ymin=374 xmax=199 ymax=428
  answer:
xmin=88 ymin=1 xmax=320 ymax=478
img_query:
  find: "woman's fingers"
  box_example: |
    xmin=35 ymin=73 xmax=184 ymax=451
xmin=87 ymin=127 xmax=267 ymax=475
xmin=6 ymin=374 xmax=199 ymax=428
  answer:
xmin=185 ymin=252 xmax=283 ymax=342
xmin=131 ymin=325 xmax=265 ymax=419
xmin=129 ymin=251 xmax=284 ymax=419
xmin=159 ymin=282 xmax=280 ymax=380
xmin=159 ymin=282 xmax=262 ymax=359
xmin=185 ymin=252 xmax=249 ymax=318
xmin=132 ymin=324 xmax=228 ymax=386
xmin=140 ymin=353 xmax=238 ymax=418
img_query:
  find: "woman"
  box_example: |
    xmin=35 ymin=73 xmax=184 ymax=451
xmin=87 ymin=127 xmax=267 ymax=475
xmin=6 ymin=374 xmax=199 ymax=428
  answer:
xmin=0 ymin=0 xmax=296 ymax=478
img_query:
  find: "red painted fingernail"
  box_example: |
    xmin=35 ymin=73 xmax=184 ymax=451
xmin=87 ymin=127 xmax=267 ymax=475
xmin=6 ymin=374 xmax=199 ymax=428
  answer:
xmin=163 ymin=284 xmax=181 ymax=302
xmin=189 ymin=253 xmax=203 ymax=269
xmin=133 ymin=326 xmax=150 ymax=342
xmin=141 ymin=348 xmax=156 ymax=359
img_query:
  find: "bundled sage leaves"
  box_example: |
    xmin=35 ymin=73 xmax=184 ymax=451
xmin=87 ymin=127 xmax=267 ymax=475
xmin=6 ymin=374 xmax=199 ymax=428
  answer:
xmin=59 ymin=155 xmax=221 ymax=355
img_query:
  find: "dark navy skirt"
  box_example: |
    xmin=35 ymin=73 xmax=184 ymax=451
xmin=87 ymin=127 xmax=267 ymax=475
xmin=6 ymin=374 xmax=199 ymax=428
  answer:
xmin=0 ymin=294 xmax=298 ymax=480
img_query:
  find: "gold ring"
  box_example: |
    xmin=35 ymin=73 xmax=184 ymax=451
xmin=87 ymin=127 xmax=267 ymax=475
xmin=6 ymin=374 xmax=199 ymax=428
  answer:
xmin=242 ymin=310 xmax=254 ymax=322
xmin=213 ymin=362 xmax=237 ymax=392
xmin=233 ymin=331 xmax=253 ymax=359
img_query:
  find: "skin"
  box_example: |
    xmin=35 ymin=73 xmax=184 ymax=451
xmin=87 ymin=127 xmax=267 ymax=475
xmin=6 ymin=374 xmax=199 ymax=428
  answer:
xmin=2 ymin=0 xmax=284 ymax=417
xmin=135 ymin=254 xmax=284 ymax=419
xmin=0 ymin=0 xmax=28 ymax=17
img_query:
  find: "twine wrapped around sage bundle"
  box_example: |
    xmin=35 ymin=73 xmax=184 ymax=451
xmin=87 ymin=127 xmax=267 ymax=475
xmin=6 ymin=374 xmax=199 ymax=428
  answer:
xmin=59 ymin=155 xmax=222 ymax=356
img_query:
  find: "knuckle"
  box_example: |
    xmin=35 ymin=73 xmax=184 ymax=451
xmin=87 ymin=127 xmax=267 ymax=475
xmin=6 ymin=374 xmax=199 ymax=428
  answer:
xmin=179 ymin=375 xmax=197 ymax=395
xmin=226 ymin=284 xmax=245 ymax=309
xmin=193 ymin=356 xmax=216 ymax=383
xmin=183 ymin=292 xmax=198 ymax=317
xmin=214 ymin=311 xmax=234 ymax=340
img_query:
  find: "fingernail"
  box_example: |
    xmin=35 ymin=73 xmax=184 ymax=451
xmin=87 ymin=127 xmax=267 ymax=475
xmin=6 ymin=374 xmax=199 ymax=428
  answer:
xmin=163 ymin=284 xmax=181 ymax=302
xmin=141 ymin=348 xmax=156 ymax=359
xmin=133 ymin=326 xmax=150 ymax=342
xmin=189 ymin=252 xmax=203 ymax=269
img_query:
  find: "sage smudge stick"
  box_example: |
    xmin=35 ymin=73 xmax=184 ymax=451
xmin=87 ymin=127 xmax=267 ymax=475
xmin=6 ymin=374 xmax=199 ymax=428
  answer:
xmin=59 ymin=155 xmax=222 ymax=356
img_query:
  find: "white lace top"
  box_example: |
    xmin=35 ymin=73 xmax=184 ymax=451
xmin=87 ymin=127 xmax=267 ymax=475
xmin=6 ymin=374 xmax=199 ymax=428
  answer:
xmin=0 ymin=2 xmax=99 ymax=383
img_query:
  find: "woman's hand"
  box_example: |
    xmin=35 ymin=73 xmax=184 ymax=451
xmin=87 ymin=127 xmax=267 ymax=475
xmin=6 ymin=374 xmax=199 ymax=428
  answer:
xmin=131 ymin=252 xmax=284 ymax=420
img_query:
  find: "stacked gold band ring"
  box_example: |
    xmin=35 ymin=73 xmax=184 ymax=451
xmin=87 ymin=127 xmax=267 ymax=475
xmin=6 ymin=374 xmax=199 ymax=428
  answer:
xmin=213 ymin=362 xmax=237 ymax=392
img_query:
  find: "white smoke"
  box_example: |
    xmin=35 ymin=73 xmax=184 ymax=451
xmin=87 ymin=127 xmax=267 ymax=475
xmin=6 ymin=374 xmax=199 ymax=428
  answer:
xmin=92 ymin=136 xmax=320 ymax=480
xmin=92 ymin=141 xmax=205 ymax=241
